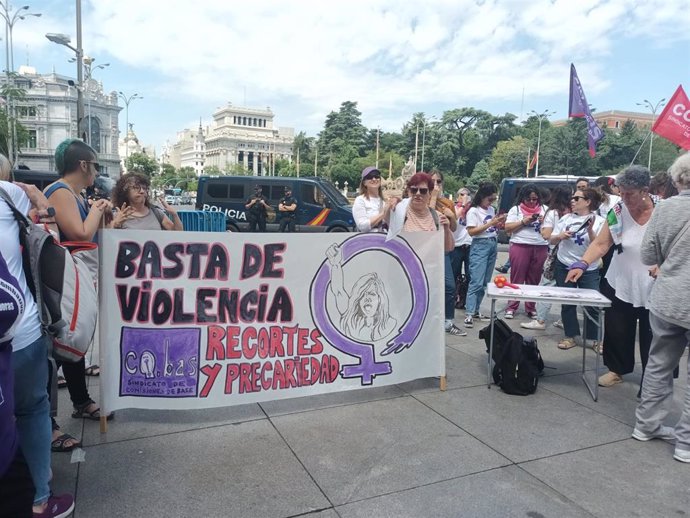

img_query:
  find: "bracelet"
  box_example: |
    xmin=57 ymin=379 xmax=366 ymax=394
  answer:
xmin=568 ymin=260 xmax=589 ymax=271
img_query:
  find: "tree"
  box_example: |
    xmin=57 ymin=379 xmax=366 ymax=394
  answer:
xmin=204 ymin=165 xmax=222 ymax=175
xmin=0 ymin=77 xmax=29 ymax=159
xmin=125 ymin=152 xmax=159 ymax=177
xmin=487 ymin=136 xmax=530 ymax=184
xmin=318 ymin=101 xmax=367 ymax=179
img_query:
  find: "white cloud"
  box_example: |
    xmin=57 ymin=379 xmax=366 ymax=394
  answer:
xmin=10 ymin=0 xmax=689 ymax=144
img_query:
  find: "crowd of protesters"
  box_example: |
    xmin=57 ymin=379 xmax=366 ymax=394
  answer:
xmin=1 ymin=143 xmax=688 ymax=518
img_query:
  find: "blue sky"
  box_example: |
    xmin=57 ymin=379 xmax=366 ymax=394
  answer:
xmin=11 ymin=0 xmax=690 ymax=154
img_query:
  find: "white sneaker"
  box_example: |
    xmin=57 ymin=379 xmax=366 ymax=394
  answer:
xmin=504 ymin=310 xmax=514 ymax=319
xmin=631 ymin=426 xmax=676 ymax=442
xmin=553 ymin=320 xmax=564 ymax=329
xmin=674 ymin=448 xmax=690 ymax=463
xmin=520 ymin=320 xmax=546 ymax=330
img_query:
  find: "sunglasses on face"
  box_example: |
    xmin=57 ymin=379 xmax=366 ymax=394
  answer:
xmin=81 ymin=160 xmax=101 ymax=173
xmin=409 ymin=187 xmax=429 ymax=195
xmin=571 ymin=196 xmax=587 ymax=201
xmin=527 ymin=197 xmax=539 ymax=201
xmin=365 ymin=173 xmax=381 ymax=180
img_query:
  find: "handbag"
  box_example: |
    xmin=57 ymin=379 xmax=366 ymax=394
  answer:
xmin=543 ymin=244 xmax=559 ymax=281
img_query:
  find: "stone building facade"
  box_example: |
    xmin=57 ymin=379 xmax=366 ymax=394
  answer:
xmin=164 ymin=103 xmax=294 ymax=176
xmin=8 ymin=65 xmax=122 ymax=177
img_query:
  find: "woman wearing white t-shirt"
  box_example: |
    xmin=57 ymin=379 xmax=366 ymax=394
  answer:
xmin=353 ymin=166 xmax=389 ymax=232
xmin=463 ymin=182 xmax=506 ymax=328
xmin=568 ymin=166 xmax=662 ymax=391
xmin=550 ymin=188 xmax=605 ymax=350
xmin=521 ymin=185 xmax=572 ymax=331
xmin=502 ymin=184 xmax=549 ymax=319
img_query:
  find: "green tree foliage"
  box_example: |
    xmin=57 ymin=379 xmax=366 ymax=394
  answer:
xmin=125 ymin=152 xmax=159 ymax=177
xmin=318 ymin=101 xmax=367 ymax=183
xmin=487 ymin=136 xmax=530 ymax=184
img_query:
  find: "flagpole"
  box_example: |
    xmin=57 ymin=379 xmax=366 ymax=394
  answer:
xmin=376 ymin=127 xmax=380 ymax=169
xmin=629 ymin=131 xmax=651 ymax=167
xmin=526 ymin=146 xmax=531 ymax=177
xmin=296 ymin=147 xmax=300 ymax=177
xmin=314 ymin=147 xmax=318 ymax=177
xmin=413 ymin=124 xmax=419 ymax=172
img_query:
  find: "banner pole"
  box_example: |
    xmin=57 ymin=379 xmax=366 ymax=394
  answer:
xmin=629 ymin=131 xmax=651 ymax=167
xmin=98 ymin=228 xmax=108 ymax=434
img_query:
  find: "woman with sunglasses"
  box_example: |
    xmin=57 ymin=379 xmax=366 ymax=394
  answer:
xmin=352 ymin=166 xmax=390 ymax=232
xmin=386 ymin=173 xmax=461 ymax=335
xmin=110 ymin=173 xmax=183 ymax=230
xmin=550 ymin=188 xmax=604 ymax=350
xmin=502 ymin=183 xmax=549 ymax=319
xmin=567 ymin=166 xmax=665 ymax=392
xmin=44 ymin=139 xmax=112 ymax=242
xmin=463 ymin=182 xmax=506 ymax=328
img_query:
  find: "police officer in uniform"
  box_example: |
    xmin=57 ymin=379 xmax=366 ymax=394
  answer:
xmin=278 ymin=187 xmax=298 ymax=232
xmin=245 ymin=185 xmax=270 ymax=232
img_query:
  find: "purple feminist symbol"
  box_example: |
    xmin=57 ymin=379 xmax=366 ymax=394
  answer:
xmin=310 ymin=233 xmax=429 ymax=385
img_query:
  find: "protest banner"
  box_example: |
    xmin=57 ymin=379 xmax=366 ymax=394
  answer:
xmin=99 ymin=230 xmax=445 ymax=413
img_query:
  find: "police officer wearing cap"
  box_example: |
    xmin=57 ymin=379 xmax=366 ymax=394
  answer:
xmin=278 ymin=187 xmax=297 ymax=232
xmin=245 ymin=185 xmax=270 ymax=232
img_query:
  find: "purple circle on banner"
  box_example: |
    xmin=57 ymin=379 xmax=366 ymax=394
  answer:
xmin=310 ymin=233 xmax=429 ymax=385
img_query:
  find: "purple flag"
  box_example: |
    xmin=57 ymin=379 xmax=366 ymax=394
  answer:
xmin=568 ymin=64 xmax=605 ymax=157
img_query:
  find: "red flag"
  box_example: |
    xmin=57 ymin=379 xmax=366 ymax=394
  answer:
xmin=528 ymin=150 xmax=538 ymax=169
xmin=652 ymin=85 xmax=690 ymax=150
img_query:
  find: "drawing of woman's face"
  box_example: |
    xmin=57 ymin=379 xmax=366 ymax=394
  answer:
xmin=359 ymin=287 xmax=381 ymax=317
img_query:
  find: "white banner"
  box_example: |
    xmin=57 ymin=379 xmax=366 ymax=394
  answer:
xmin=99 ymin=230 xmax=445 ymax=412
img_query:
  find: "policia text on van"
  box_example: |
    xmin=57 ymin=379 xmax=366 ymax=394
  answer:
xmin=196 ymin=176 xmax=355 ymax=232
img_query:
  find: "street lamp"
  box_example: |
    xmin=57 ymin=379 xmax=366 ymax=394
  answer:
xmin=117 ymin=91 xmax=143 ymax=161
xmin=529 ymin=109 xmax=555 ymax=177
xmin=46 ymin=32 xmax=85 ymax=140
xmin=1 ymin=3 xmax=41 ymax=163
xmin=636 ymin=98 xmax=666 ymax=170
xmin=420 ymin=115 xmax=437 ymax=173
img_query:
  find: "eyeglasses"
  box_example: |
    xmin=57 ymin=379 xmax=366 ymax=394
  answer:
xmin=527 ymin=197 xmax=539 ymax=201
xmin=571 ymin=196 xmax=587 ymax=201
xmin=81 ymin=160 xmax=101 ymax=172
xmin=365 ymin=174 xmax=381 ymax=181
xmin=409 ymin=187 xmax=429 ymax=195
xmin=434 ymin=179 xmax=442 ymax=184
xmin=129 ymin=184 xmax=148 ymax=192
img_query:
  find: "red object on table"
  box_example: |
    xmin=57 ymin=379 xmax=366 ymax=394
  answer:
xmin=493 ymin=276 xmax=519 ymax=289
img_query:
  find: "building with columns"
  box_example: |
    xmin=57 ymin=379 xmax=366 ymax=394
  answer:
xmin=163 ymin=103 xmax=294 ymax=176
xmin=8 ymin=65 xmax=122 ymax=177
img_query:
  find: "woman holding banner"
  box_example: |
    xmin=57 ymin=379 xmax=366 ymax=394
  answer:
xmin=386 ymin=172 xmax=460 ymax=334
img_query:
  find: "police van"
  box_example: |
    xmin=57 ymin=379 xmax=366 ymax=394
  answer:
xmin=10 ymin=169 xmax=59 ymax=190
xmin=196 ymin=175 xmax=355 ymax=232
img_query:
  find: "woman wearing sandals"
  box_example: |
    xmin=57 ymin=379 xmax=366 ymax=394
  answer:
xmin=567 ymin=166 xmax=665 ymax=393
xmin=550 ymin=187 xmax=605 ymax=350
xmin=44 ymin=139 xmax=113 ymax=431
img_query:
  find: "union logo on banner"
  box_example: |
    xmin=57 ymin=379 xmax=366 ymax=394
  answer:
xmin=652 ymin=85 xmax=690 ymax=150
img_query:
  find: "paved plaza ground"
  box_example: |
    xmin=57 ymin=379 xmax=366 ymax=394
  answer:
xmin=51 ymin=253 xmax=690 ymax=517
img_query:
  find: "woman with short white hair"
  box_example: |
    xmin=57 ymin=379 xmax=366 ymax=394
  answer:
xmin=633 ymin=152 xmax=690 ymax=463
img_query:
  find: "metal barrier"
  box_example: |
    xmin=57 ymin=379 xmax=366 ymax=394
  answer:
xmin=176 ymin=211 xmax=226 ymax=232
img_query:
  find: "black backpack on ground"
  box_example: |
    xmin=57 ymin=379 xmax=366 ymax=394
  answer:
xmin=479 ymin=319 xmax=545 ymax=396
